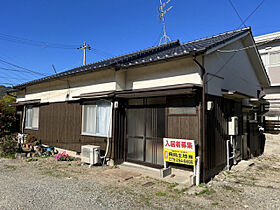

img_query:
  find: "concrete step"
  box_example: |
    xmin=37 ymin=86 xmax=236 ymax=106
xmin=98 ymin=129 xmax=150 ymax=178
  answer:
xmin=119 ymin=162 xmax=193 ymax=186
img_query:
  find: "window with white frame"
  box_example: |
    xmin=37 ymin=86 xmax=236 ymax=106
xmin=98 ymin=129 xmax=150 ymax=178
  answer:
xmin=260 ymin=51 xmax=280 ymax=67
xmin=260 ymin=53 xmax=268 ymax=66
xmin=25 ymin=106 xmax=39 ymax=129
xmin=82 ymin=101 xmax=112 ymax=137
xmin=269 ymin=51 xmax=280 ymax=66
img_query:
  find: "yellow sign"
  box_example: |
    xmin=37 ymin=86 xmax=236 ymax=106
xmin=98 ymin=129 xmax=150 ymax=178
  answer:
xmin=163 ymin=138 xmax=195 ymax=166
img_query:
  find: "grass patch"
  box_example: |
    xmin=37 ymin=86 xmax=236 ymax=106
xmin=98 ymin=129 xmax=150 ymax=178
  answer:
xmin=155 ymin=192 xmax=167 ymax=197
xmin=156 ymin=180 xmax=169 ymax=185
xmin=26 ymin=158 xmax=38 ymax=162
xmin=124 ymin=188 xmax=137 ymax=196
xmin=4 ymin=164 xmax=16 ymax=170
xmin=139 ymin=194 xmax=151 ymax=206
xmin=40 ymin=154 xmax=50 ymax=159
xmin=196 ymin=187 xmax=216 ymax=196
xmin=212 ymin=202 xmax=219 ymax=206
xmin=222 ymin=185 xmax=242 ymax=194
xmin=199 ymin=183 xmax=205 ymax=187
xmin=174 ymin=187 xmax=189 ymax=194
xmin=169 ymin=183 xmax=179 ymax=189
xmin=41 ymin=169 xmax=68 ymax=178
xmin=0 ymin=153 xmax=15 ymax=159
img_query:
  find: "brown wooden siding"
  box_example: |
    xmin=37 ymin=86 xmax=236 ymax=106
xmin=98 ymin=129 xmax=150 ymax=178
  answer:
xmin=205 ymin=95 xmax=240 ymax=180
xmin=24 ymin=101 xmax=112 ymax=157
xmin=167 ymin=115 xmax=199 ymax=140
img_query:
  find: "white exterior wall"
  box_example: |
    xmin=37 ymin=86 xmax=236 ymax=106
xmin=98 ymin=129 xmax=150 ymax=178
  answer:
xmin=125 ymin=58 xmax=202 ymax=90
xmin=205 ymin=40 xmax=261 ymax=98
xmin=256 ymin=33 xmax=280 ymax=118
xmin=17 ymin=58 xmax=202 ymax=104
xmin=17 ymin=69 xmax=116 ymax=103
xmin=258 ymin=41 xmax=280 ymax=86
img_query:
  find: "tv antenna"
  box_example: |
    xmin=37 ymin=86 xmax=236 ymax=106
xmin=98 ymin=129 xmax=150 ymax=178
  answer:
xmin=78 ymin=41 xmax=91 ymax=65
xmin=158 ymin=0 xmax=173 ymax=45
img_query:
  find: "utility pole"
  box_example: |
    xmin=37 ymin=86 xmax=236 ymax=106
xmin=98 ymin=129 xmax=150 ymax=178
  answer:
xmin=78 ymin=41 xmax=91 ymax=65
xmin=158 ymin=0 xmax=173 ymax=45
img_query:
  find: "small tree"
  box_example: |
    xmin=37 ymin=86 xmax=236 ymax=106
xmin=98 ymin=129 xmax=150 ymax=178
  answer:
xmin=1 ymin=95 xmax=16 ymax=114
xmin=0 ymin=94 xmax=18 ymax=138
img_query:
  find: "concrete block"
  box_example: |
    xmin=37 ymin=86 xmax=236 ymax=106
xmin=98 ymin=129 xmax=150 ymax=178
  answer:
xmin=160 ymin=167 xmax=172 ymax=178
xmin=190 ymin=175 xmax=196 ymax=186
xmin=107 ymin=159 xmax=115 ymax=167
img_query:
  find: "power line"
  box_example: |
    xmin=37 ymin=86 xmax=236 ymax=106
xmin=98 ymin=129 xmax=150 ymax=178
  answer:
xmin=91 ymin=48 xmax=115 ymax=59
xmin=0 ymin=75 xmax=29 ymax=81
xmin=228 ymin=0 xmax=246 ymax=28
xmin=217 ymin=34 xmax=280 ymax=53
xmin=0 ymin=66 xmax=34 ymax=73
xmin=0 ymin=82 xmax=14 ymax=86
xmin=0 ymin=57 xmax=48 ymax=77
xmin=0 ymin=32 xmax=78 ymax=49
xmin=207 ymin=51 xmax=238 ymax=83
xmin=238 ymin=0 xmax=266 ymax=29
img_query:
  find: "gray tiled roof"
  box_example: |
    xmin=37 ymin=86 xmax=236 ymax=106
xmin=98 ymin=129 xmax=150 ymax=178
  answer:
xmin=13 ymin=27 xmax=251 ymax=89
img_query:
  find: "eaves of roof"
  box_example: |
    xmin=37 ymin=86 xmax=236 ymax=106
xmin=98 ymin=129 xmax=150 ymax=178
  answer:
xmin=12 ymin=27 xmax=251 ymax=91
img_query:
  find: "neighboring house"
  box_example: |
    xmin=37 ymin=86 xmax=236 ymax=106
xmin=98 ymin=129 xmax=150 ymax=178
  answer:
xmin=255 ymin=32 xmax=280 ymax=133
xmin=10 ymin=27 xmax=269 ymax=182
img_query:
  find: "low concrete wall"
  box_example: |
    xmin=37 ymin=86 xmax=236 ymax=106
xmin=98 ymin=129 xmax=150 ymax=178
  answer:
xmin=264 ymin=134 xmax=280 ymax=156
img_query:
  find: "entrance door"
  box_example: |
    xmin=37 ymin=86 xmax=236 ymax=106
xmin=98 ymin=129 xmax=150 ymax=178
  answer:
xmin=126 ymin=107 xmax=165 ymax=166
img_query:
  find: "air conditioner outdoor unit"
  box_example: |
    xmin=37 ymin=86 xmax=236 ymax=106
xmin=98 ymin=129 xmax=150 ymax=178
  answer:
xmin=81 ymin=145 xmax=101 ymax=165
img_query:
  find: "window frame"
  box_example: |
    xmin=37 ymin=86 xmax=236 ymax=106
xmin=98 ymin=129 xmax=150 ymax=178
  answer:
xmin=269 ymin=51 xmax=280 ymax=66
xmin=81 ymin=100 xmax=113 ymax=138
xmin=25 ymin=105 xmax=39 ymax=130
xmin=167 ymin=106 xmax=197 ymax=116
xmin=260 ymin=51 xmax=280 ymax=67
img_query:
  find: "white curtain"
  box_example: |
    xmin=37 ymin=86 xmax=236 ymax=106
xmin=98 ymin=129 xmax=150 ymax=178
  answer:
xmin=96 ymin=102 xmax=111 ymax=136
xmin=82 ymin=101 xmax=112 ymax=137
xmin=32 ymin=107 xmax=39 ymax=129
xmin=25 ymin=107 xmax=32 ymax=128
xmin=83 ymin=105 xmax=97 ymax=134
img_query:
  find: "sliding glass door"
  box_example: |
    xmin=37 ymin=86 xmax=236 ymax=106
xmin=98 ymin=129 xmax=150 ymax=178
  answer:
xmin=126 ymin=107 xmax=165 ymax=166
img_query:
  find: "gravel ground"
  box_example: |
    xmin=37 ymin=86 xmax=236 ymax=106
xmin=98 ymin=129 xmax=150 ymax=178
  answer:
xmin=0 ymin=154 xmax=279 ymax=210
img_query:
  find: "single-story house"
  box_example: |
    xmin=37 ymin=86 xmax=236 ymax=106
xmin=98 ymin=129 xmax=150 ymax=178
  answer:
xmin=10 ymin=27 xmax=270 ymax=182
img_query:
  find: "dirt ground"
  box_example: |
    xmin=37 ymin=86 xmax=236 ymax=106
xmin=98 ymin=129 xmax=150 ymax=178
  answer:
xmin=0 ymin=153 xmax=279 ymax=209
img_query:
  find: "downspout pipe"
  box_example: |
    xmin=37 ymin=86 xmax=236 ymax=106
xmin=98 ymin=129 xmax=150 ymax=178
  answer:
xmin=192 ymin=53 xmax=207 ymax=183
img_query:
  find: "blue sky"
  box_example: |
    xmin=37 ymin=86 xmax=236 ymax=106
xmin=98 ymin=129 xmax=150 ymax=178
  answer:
xmin=0 ymin=0 xmax=278 ymax=86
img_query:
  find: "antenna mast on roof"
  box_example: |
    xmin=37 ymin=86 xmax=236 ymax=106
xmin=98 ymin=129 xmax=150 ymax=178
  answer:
xmin=158 ymin=0 xmax=173 ymax=45
xmin=78 ymin=41 xmax=91 ymax=65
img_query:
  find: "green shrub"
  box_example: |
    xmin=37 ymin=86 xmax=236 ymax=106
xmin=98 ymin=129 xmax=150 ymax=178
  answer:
xmin=0 ymin=135 xmax=18 ymax=156
xmin=26 ymin=158 xmax=38 ymax=162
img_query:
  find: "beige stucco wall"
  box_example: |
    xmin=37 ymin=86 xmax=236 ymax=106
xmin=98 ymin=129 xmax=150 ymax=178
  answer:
xmin=205 ymin=40 xmax=261 ymax=98
xmin=16 ymin=58 xmax=202 ymax=103
xmin=125 ymin=57 xmax=202 ymax=90
xmin=17 ymin=69 xmax=116 ymax=103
